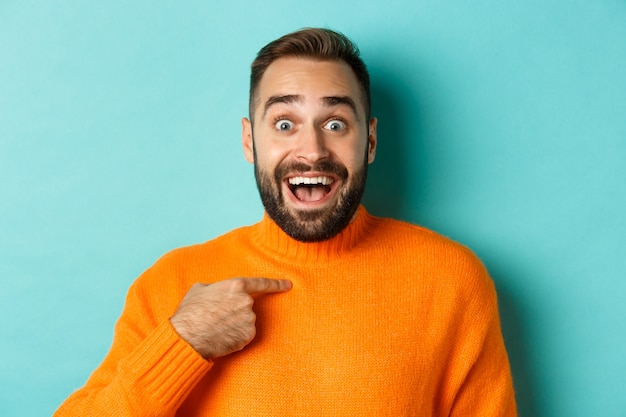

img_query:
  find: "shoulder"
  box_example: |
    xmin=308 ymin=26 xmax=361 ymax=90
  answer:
xmin=130 ymin=223 xmax=256 ymax=291
xmin=365 ymin=214 xmax=494 ymax=296
xmin=121 ymin=224 xmax=257 ymax=317
xmin=155 ymin=223 xmax=255 ymax=266
xmin=368 ymin=215 xmax=481 ymax=264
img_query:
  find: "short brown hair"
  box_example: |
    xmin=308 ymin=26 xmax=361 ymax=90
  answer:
xmin=249 ymin=28 xmax=371 ymax=121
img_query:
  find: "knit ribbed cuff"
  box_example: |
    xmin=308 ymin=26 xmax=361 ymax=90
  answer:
xmin=121 ymin=320 xmax=213 ymax=411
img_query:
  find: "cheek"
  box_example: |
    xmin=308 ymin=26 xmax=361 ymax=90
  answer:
xmin=252 ymin=133 xmax=288 ymax=164
xmin=256 ymin=146 xmax=288 ymax=168
xmin=336 ymin=142 xmax=368 ymax=170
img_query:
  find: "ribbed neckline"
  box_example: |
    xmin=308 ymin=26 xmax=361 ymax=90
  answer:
xmin=251 ymin=205 xmax=375 ymax=264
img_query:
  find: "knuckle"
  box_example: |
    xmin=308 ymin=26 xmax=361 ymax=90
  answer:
xmin=243 ymin=325 xmax=256 ymax=342
xmin=227 ymin=278 xmax=247 ymax=292
xmin=246 ymin=310 xmax=257 ymax=324
xmin=240 ymin=294 xmax=254 ymax=308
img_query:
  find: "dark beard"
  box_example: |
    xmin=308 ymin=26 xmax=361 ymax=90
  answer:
xmin=254 ymin=151 xmax=368 ymax=242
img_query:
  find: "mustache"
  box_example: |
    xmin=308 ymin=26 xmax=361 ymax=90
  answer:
xmin=274 ymin=160 xmax=349 ymax=182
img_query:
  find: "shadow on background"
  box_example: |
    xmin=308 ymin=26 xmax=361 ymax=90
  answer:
xmin=364 ymin=68 xmax=540 ymax=416
xmin=363 ymin=77 xmax=415 ymax=221
xmin=488 ymin=261 xmax=542 ymax=417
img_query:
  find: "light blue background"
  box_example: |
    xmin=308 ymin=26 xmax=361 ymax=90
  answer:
xmin=1 ymin=1 xmax=625 ymax=416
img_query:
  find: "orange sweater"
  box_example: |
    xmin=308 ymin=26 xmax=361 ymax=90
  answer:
xmin=55 ymin=206 xmax=516 ymax=416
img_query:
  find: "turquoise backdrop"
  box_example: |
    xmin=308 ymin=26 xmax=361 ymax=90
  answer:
xmin=1 ymin=1 xmax=625 ymax=416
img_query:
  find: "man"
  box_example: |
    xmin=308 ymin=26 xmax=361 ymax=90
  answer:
xmin=55 ymin=28 xmax=517 ymax=416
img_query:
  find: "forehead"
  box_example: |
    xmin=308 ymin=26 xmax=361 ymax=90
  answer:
xmin=254 ymin=57 xmax=365 ymax=117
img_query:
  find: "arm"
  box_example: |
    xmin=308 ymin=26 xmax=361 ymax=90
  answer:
xmin=448 ymin=299 xmax=517 ymax=416
xmin=53 ymin=270 xmax=213 ymax=417
xmin=54 ymin=261 xmax=291 ymax=417
xmin=446 ymin=264 xmax=517 ymax=417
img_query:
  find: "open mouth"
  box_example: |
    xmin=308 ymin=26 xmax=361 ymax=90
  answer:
xmin=287 ymin=175 xmax=336 ymax=202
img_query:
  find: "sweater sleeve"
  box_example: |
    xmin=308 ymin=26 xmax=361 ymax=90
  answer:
xmin=446 ymin=261 xmax=517 ymax=417
xmin=53 ymin=264 xmax=213 ymax=417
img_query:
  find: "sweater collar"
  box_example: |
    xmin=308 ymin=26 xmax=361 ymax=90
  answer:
xmin=252 ymin=205 xmax=373 ymax=264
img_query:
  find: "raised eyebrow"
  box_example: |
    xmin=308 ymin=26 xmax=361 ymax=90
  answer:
xmin=262 ymin=94 xmax=302 ymax=119
xmin=321 ymin=96 xmax=359 ymax=120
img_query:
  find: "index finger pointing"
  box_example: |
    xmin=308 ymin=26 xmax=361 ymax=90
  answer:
xmin=242 ymin=278 xmax=292 ymax=295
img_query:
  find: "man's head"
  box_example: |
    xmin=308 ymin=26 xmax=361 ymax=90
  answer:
xmin=242 ymin=28 xmax=377 ymax=242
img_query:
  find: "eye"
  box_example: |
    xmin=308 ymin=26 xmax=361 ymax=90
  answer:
xmin=275 ymin=119 xmax=294 ymax=131
xmin=323 ymin=119 xmax=346 ymax=132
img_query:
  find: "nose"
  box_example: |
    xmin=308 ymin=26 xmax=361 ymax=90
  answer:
xmin=296 ymin=126 xmax=329 ymax=163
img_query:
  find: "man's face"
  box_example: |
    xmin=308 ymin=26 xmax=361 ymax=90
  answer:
xmin=242 ymin=57 xmax=377 ymax=242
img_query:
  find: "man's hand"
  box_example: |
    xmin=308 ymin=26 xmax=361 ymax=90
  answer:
xmin=170 ymin=278 xmax=292 ymax=360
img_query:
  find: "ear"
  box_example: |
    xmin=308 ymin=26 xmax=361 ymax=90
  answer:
xmin=367 ymin=117 xmax=378 ymax=164
xmin=242 ymin=117 xmax=254 ymax=164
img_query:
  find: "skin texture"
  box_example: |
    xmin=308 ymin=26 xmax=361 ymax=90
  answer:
xmin=171 ymin=57 xmax=377 ymax=360
xmin=242 ymin=58 xmax=377 ymax=241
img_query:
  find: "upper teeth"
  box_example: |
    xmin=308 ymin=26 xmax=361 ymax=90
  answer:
xmin=288 ymin=176 xmax=334 ymax=186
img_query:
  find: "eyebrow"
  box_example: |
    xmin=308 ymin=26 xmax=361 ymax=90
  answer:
xmin=262 ymin=94 xmax=359 ymax=120
xmin=322 ymin=96 xmax=358 ymax=118
xmin=263 ymin=94 xmax=301 ymax=117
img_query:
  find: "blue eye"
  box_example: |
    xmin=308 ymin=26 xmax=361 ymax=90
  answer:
xmin=275 ymin=120 xmax=294 ymax=131
xmin=324 ymin=120 xmax=346 ymax=131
